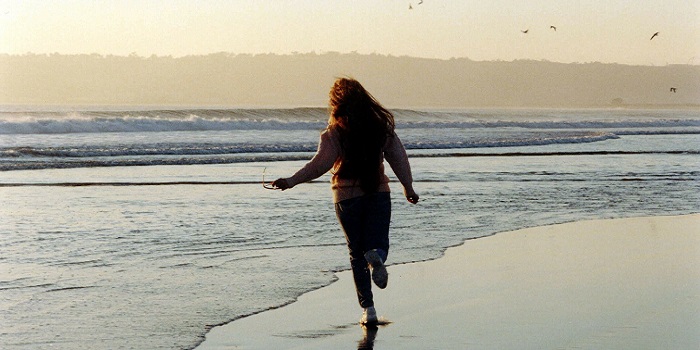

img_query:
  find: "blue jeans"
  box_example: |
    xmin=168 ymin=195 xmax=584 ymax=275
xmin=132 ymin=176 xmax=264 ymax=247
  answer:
xmin=334 ymin=192 xmax=391 ymax=308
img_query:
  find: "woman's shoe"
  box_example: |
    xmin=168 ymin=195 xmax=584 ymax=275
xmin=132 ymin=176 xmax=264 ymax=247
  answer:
xmin=364 ymin=250 xmax=388 ymax=289
xmin=360 ymin=306 xmax=378 ymax=325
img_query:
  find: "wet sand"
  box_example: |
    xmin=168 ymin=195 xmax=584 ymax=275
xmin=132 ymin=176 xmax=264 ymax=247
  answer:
xmin=196 ymin=214 xmax=700 ymax=349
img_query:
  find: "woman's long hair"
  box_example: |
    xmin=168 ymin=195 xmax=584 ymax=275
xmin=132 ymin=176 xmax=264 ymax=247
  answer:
xmin=328 ymin=78 xmax=395 ymax=193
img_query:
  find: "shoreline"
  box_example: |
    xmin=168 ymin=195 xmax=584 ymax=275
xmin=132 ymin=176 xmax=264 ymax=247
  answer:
xmin=195 ymin=214 xmax=700 ymax=349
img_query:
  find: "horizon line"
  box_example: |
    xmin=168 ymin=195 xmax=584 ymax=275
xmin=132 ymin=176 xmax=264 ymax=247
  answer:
xmin=2 ymin=51 xmax=699 ymax=67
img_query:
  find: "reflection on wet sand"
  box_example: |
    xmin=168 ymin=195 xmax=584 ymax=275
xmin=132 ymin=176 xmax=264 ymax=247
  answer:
xmin=357 ymin=325 xmax=378 ymax=350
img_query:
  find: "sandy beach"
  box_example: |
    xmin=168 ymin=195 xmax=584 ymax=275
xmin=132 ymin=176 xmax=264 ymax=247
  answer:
xmin=196 ymin=214 xmax=699 ymax=350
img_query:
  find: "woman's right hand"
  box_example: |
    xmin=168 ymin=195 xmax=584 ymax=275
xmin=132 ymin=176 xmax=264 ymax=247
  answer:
xmin=404 ymin=188 xmax=419 ymax=204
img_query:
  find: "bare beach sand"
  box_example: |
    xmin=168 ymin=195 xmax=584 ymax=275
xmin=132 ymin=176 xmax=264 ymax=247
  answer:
xmin=196 ymin=214 xmax=700 ymax=349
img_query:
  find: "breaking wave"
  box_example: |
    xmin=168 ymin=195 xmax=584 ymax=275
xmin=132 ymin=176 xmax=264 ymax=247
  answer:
xmin=1 ymin=108 xmax=700 ymax=134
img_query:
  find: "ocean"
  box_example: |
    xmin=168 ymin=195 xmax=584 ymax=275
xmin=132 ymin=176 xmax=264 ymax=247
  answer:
xmin=1 ymin=107 xmax=699 ymax=349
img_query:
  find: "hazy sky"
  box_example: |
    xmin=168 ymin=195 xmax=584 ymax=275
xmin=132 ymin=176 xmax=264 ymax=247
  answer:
xmin=1 ymin=0 xmax=698 ymax=65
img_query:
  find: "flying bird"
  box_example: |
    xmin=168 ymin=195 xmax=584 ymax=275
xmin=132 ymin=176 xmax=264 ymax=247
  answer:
xmin=550 ymin=26 xmax=557 ymax=31
xmin=409 ymin=3 xmax=413 ymax=10
xmin=521 ymin=29 xmax=529 ymax=34
xmin=419 ymin=0 xmax=423 ymax=4
xmin=670 ymin=87 xmax=677 ymax=93
xmin=650 ymin=32 xmax=660 ymax=40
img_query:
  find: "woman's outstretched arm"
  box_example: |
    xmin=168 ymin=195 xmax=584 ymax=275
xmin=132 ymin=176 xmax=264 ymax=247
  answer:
xmin=272 ymin=129 xmax=340 ymax=190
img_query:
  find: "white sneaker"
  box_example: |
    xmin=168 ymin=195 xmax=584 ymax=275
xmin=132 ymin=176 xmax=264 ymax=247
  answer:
xmin=364 ymin=250 xmax=388 ymax=289
xmin=360 ymin=306 xmax=378 ymax=325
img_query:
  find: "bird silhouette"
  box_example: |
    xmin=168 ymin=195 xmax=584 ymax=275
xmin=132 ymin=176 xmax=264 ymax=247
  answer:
xmin=650 ymin=32 xmax=660 ymax=40
xmin=409 ymin=3 xmax=413 ymax=10
xmin=670 ymin=87 xmax=677 ymax=93
xmin=418 ymin=0 xmax=423 ymax=4
xmin=550 ymin=26 xmax=557 ymax=31
xmin=521 ymin=29 xmax=529 ymax=34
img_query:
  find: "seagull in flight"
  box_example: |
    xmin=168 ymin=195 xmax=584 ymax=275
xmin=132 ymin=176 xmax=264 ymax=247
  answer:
xmin=418 ymin=0 xmax=423 ymax=4
xmin=650 ymin=31 xmax=660 ymax=40
xmin=670 ymin=87 xmax=677 ymax=93
xmin=550 ymin=26 xmax=557 ymax=31
xmin=521 ymin=29 xmax=529 ymax=34
xmin=409 ymin=3 xmax=413 ymax=10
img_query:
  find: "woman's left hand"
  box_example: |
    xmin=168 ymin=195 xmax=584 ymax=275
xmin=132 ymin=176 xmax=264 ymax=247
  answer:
xmin=271 ymin=178 xmax=292 ymax=190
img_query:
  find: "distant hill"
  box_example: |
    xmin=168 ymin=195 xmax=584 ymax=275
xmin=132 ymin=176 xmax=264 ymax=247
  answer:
xmin=1 ymin=52 xmax=698 ymax=108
